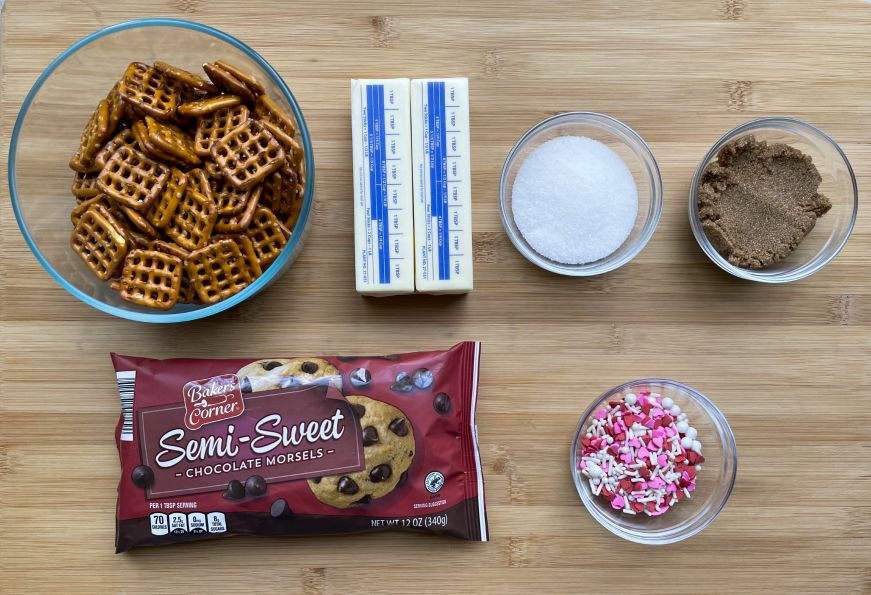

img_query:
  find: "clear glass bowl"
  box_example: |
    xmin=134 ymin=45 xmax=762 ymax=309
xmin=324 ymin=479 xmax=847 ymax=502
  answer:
xmin=689 ymin=117 xmax=857 ymax=283
xmin=7 ymin=18 xmax=315 ymax=322
xmin=571 ymin=379 xmax=737 ymax=544
xmin=499 ymin=112 xmax=663 ymax=275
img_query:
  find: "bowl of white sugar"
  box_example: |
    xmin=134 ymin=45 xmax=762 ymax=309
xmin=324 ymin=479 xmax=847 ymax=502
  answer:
xmin=500 ymin=112 xmax=663 ymax=276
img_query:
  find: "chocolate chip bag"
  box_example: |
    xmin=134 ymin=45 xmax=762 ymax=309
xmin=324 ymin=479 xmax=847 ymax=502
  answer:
xmin=111 ymin=342 xmax=487 ymax=552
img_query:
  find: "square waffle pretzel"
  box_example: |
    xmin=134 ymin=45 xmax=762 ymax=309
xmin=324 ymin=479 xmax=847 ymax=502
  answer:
xmin=214 ymin=185 xmax=262 ymax=233
xmin=97 ymin=145 xmax=170 ymax=210
xmin=186 ymin=238 xmax=254 ymax=304
xmin=254 ymin=94 xmax=302 ymax=163
xmin=70 ymin=204 xmax=129 ymax=280
xmin=203 ymin=160 xmax=224 ymax=180
xmin=146 ymin=167 xmax=187 ymax=228
xmin=118 ymin=62 xmax=181 ymax=121
xmin=211 ymin=119 xmax=285 ymax=190
xmin=212 ymin=233 xmax=263 ymax=277
xmin=131 ymin=120 xmax=181 ymax=166
xmin=69 ymin=99 xmax=111 ymax=173
xmin=106 ymin=82 xmax=126 ymax=134
xmin=118 ymin=204 xmax=159 ymax=238
xmin=194 ymin=104 xmax=249 ymax=158
xmin=71 ymin=195 xmax=108 ymax=226
xmin=214 ymin=61 xmax=265 ymax=96
xmin=203 ymin=62 xmax=256 ymax=103
xmin=149 ymin=239 xmax=190 ymax=260
xmin=245 ymin=207 xmax=288 ymax=268
xmin=179 ymin=94 xmax=243 ymax=118
xmin=72 ymin=171 xmax=101 ymax=199
xmin=165 ymin=187 xmax=217 ymax=251
xmin=119 ymin=249 xmax=183 ymax=310
xmin=95 ymin=128 xmax=137 ymax=170
xmin=154 ymin=61 xmax=218 ymax=94
xmin=212 ymin=175 xmax=253 ymax=215
xmin=178 ymin=271 xmax=200 ymax=304
xmin=145 ymin=116 xmax=201 ymax=167
xmin=186 ymin=168 xmax=213 ymax=201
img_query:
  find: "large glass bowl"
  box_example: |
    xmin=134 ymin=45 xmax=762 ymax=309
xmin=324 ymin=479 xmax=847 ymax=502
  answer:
xmin=689 ymin=118 xmax=857 ymax=283
xmin=571 ymin=379 xmax=737 ymax=544
xmin=499 ymin=112 xmax=663 ymax=276
xmin=8 ymin=18 xmax=315 ymax=322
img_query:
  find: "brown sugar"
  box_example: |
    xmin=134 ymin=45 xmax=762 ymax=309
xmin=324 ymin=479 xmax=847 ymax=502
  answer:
xmin=697 ymin=136 xmax=831 ymax=269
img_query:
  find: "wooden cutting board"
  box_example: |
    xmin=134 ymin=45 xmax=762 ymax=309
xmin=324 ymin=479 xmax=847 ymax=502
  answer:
xmin=1 ymin=1 xmax=870 ymax=593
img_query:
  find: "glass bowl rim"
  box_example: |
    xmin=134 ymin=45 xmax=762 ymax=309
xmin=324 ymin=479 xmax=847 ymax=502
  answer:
xmin=570 ymin=378 xmax=738 ymax=544
xmin=498 ymin=111 xmax=664 ymax=276
xmin=7 ymin=17 xmax=315 ymax=323
xmin=687 ymin=116 xmax=858 ymax=284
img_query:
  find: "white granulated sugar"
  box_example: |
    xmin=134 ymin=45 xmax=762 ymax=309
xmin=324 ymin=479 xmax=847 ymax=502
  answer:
xmin=512 ymin=136 xmax=638 ymax=265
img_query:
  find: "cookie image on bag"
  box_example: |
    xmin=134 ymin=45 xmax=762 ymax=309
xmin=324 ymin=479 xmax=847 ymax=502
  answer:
xmin=236 ymin=357 xmax=341 ymax=393
xmin=308 ymin=395 xmax=415 ymax=508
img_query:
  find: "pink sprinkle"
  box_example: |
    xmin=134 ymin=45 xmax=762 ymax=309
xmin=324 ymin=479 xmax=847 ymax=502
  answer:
xmin=611 ymin=495 xmax=625 ymax=509
xmin=651 ymin=437 xmax=664 ymax=449
xmin=651 ymin=408 xmax=664 ymax=418
xmin=649 ymin=477 xmax=665 ymax=489
xmin=628 ymin=438 xmax=642 ymax=448
xmin=644 ymin=418 xmax=656 ymax=429
xmin=657 ymin=454 xmax=667 ymax=466
xmin=620 ymin=453 xmax=633 ymax=464
xmin=665 ymin=427 xmax=676 ymax=437
xmin=666 ymin=484 xmax=677 ymax=493
xmin=594 ymin=408 xmax=607 ymax=420
xmin=614 ymin=421 xmax=626 ymax=433
xmin=638 ymin=447 xmax=649 ymax=459
xmin=651 ymin=428 xmax=666 ymax=439
xmin=648 ymin=506 xmax=669 ymax=516
xmin=580 ymin=461 xmax=587 ymax=470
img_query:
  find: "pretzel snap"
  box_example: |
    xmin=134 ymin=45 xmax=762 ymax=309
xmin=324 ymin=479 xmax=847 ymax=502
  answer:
xmin=97 ymin=145 xmax=170 ymax=210
xmin=194 ymin=104 xmax=249 ymax=158
xmin=245 ymin=207 xmax=288 ymax=268
xmin=214 ymin=185 xmax=262 ymax=233
xmin=178 ymin=94 xmax=243 ymax=118
xmin=70 ymin=204 xmax=129 ymax=281
xmin=119 ymin=249 xmax=183 ymax=310
xmin=154 ymin=61 xmax=219 ymax=94
xmin=119 ymin=62 xmax=181 ymax=121
xmin=186 ymin=238 xmax=255 ymax=304
xmin=211 ymin=119 xmax=285 ymax=190
xmin=165 ymin=187 xmax=217 ymax=251
xmin=145 ymin=116 xmax=201 ymax=167
xmin=146 ymin=167 xmax=187 ymax=228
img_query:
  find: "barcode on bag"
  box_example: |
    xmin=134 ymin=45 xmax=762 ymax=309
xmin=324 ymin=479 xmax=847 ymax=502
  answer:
xmin=116 ymin=370 xmax=136 ymax=442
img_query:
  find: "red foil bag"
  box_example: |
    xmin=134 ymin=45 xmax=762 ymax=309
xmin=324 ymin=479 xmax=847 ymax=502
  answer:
xmin=112 ymin=342 xmax=487 ymax=551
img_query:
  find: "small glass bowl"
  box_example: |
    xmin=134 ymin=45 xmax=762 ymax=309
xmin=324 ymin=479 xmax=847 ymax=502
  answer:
xmin=8 ymin=18 xmax=315 ymax=322
xmin=571 ymin=379 xmax=737 ymax=544
xmin=499 ymin=112 xmax=663 ymax=276
xmin=689 ymin=117 xmax=858 ymax=283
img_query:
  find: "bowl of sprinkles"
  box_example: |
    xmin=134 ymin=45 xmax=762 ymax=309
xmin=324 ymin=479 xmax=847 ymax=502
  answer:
xmin=571 ymin=379 xmax=737 ymax=544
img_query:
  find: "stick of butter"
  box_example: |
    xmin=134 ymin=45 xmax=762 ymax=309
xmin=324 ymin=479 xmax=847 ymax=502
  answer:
xmin=351 ymin=78 xmax=415 ymax=295
xmin=410 ymin=77 xmax=474 ymax=294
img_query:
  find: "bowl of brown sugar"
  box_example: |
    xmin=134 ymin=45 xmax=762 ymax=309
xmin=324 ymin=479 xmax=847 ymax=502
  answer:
xmin=689 ymin=117 xmax=857 ymax=282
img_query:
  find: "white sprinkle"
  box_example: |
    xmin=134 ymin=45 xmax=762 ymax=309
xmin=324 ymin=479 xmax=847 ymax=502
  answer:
xmin=587 ymin=462 xmax=603 ymax=477
xmin=691 ymin=440 xmax=702 ymax=453
xmin=661 ymin=397 xmax=674 ymax=409
xmin=686 ymin=427 xmax=698 ymax=440
xmin=675 ymin=421 xmax=689 ymax=433
xmin=695 ymin=465 xmax=703 ymax=472
xmin=681 ymin=436 xmax=693 ymax=449
xmin=625 ymin=394 xmax=637 ymax=406
xmin=669 ymin=405 xmax=682 ymax=416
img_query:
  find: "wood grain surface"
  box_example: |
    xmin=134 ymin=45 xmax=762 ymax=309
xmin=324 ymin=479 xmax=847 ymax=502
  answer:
xmin=2 ymin=1 xmax=871 ymax=593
